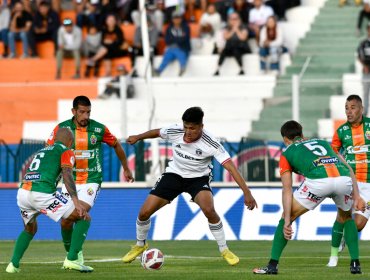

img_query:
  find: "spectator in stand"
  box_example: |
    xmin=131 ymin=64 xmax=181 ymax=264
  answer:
xmin=131 ymin=15 xmax=159 ymax=77
xmin=339 ymin=0 xmax=362 ymax=7
xmin=87 ymin=14 xmax=132 ymax=76
xmin=248 ymin=0 xmax=274 ymax=42
xmin=131 ymin=0 xmax=164 ymax=32
xmin=83 ymin=24 xmax=102 ymax=77
xmin=199 ymin=3 xmax=222 ymax=53
xmin=8 ymin=1 xmax=32 ymax=58
xmin=27 ymin=1 xmax=59 ymax=57
xmin=214 ymin=12 xmax=250 ymax=76
xmin=75 ymin=0 xmax=100 ymax=28
xmin=358 ymin=23 xmax=370 ymax=116
xmin=56 ymin=18 xmax=82 ymax=79
xmin=184 ymin=0 xmax=206 ymax=22
xmin=99 ymin=0 xmax=116 ymax=27
xmin=213 ymin=0 xmax=233 ymax=22
xmin=0 ymin=0 xmax=10 ymax=58
xmin=99 ymin=64 xmax=135 ymax=99
xmin=259 ymin=15 xmax=283 ymax=72
xmin=357 ymin=0 xmax=370 ymax=36
xmin=154 ymin=11 xmax=190 ymax=77
xmin=117 ymin=0 xmax=137 ymax=23
xmin=228 ymin=0 xmax=253 ymax=25
xmin=164 ymin=0 xmax=185 ymax=23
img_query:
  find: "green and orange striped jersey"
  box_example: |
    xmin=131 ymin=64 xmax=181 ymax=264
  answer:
xmin=47 ymin=118 xmax=118 ymax=185
xmin=332 ymin=117 xmax=370 ymax=183
xmin=279 ymin=138 xmax=350 ymax=179
xmin=21 ymin=141 xmax=75 ymax=194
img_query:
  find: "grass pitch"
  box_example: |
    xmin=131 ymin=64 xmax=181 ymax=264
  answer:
xmin=1 ymin=240 xmax=370 ymax=279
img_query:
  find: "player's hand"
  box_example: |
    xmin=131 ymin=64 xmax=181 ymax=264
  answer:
xmin=243 ymin=191 xmax=258 ymax=210
xmin=126 ymin=135 xmax=139 ymax=145
xmin=123 ymin=168 xmax=134 ymax=182
xmin=75 ymin=202 xmax=89 ymax=220
xmin=353 ymin=195 xmax=366 ymax=213
xmin=283 ymin=222 xmax=293 ymax=240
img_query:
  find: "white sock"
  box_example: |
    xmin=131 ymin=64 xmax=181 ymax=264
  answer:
xmin=209 ymin=220 xmax=228 ymax=253
xmin=136 ymin=218 xmax=151 ymax=246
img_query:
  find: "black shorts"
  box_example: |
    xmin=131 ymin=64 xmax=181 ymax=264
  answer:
xmin=150 ymin=173 xmax=212 ymax=202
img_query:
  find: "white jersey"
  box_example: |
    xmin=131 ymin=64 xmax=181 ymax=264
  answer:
xmin=159 ymin=124 xmax=231 ymax=178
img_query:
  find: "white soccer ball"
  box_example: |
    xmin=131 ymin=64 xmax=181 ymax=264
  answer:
xmin=141 ymin=248 xmax=164 ymax=270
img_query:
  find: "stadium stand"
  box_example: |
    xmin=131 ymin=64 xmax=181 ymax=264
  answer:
xmin=249 ymin=0 xmax=361 ymax=141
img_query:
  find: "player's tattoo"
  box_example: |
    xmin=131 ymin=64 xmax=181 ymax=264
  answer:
xmin=62 ymin=166 xmax=78 ymax=198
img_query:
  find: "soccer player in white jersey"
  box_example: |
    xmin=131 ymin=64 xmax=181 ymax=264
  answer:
xmin=122 ymin=107 xmax=258 ymax=265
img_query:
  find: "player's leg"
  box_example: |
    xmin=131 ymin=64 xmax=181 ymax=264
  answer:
xmin=122 ymin=173 xmax=178 ymax=263
xmin=327 ymin=211 xmax=346 ymax=267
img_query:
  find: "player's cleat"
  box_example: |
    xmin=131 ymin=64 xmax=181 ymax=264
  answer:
xmin=5 ymin=262 xmax=20 ymax=273
xmin=338 ymin=238 xmax=346 ymax=253
xmin=78 ymin=251 xmax=84 ymax=265
xmin=350 ymin=260 xmax=362 ymax=274
xmin=122 ymin=243 xmax=149 ymax=263
xmin=326 ymin=256 xmax=338 ymax=267
xmin=62 ymin=258 xmax=94 ymax=273
xmin=221 ymin=248 xmax=239 ymax=266
xmin=253 ymin=265 xmax=278 ymax=275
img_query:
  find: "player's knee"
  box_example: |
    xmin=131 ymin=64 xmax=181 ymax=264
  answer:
xmin=25 ymin=222 xmax=37 ymax=235
xmin=355 ymin=217 xmax=367 ymax=232
xmin=201 ymin=206 xmax=217 ymax=219
xmin=138 ymin=210 xmax=152 ymax=221
xmin=61 ymin=218 xmax=74 ymax=229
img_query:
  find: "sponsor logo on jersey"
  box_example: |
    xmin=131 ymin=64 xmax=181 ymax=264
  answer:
xmin=21 ymin=210 xmax=28 ymax=219
xmin=175 ymin=144 xmax=181 ymax=149
xmin=346 ymin=145 xmax=370 ymax=154
xmin=55 ymin=193 xmax=68 ymax=204
xmin=74 ymin=149 xmax=95 ymax=159
xmin=202 ymin=184 xmax=210 ymax=189
xmin=90 ymin=134 xmax=97 ymax=145
xmin=366 ymin=131 xmax=370 ymax=140
xmin=344 ymin=135 xmax=351 ymax=140
xmin=24 ymin=172 xmax=41 ymax=181
xmin=70 ymin=156 xmax=75 ymax=166
xmin=196 ymin=149 xmax=202 ymax=156
xmin=312 ymin=156 xmax=338 ymax=167
xmin=174 ymin=150 xmax=201 ymax=161
xmin=343 ymin=126 xmax=349 ymax=131
xmin=94 ymin=127 xmax=102 ymax=133
xmin=87 ymin=187 xmax=94 ymax=196
xmin=46 ymin=200 xmax=62 ymax=212
xmin=306 ymin=191 xmax=322 ymax=203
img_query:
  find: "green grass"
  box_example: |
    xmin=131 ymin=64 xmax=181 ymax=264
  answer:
xmin=1 ymin=240 xmax=370 ymax=279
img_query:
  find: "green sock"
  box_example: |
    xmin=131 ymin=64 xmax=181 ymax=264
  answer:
xmin=344 ymin=219 xmax=359 ymax=260
xmin=11 ymin=231 xmax=34 ymax=268
xmin=61 ymin=227 xmax=73 ymax=252
xmin=330 ymin=220 xmax=344 ymax=257
xmin=67 ymin=220 xmax=90 ymax=261
xmin=271 ymin=218 xmax=288 ymax=261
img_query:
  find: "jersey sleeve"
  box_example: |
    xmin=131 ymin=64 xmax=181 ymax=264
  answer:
xmin=331 ymin=130 xmax=342 ymax=153
xmin=61 ymin=150 xmax=75 ymax=168
xmin=102 ymin=126 xmax=118 ymax=147
xmin=279 ymin=155 xmax=292 ymax=176
xmin=159 ymin=124 xmax=184 ymax=141
xmin=213 ymin=144 xmax=231 ymax=166
xmin=46 ymin=124 xmax=59 ymax=146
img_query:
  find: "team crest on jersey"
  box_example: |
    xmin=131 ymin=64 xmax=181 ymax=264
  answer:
xmin=196 ymin=149 xmax=202 ymax=155
xmin=90 ymin=135 xmax=97 ymax=145
xmin=94 ymin=127 xmax=102 ymax=133
xmin=365 ymin=131 xmax=370 ymax=140
xmin=87 ymin=187 xmax=94 ymax=196
xmin=343 ymin=126 xmax=349 ymax=131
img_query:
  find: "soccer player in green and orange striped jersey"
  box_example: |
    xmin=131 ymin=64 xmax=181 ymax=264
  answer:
xmin=47 ymin=96 xmax=134 ymax=264
xmin=328 ymin=94 xmax=370 ymax=267
xmin=253 ymin=120 xmax=365 ymax=275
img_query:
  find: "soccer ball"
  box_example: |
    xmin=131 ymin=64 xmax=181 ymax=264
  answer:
xmin=141 ymin=248 xmax=164 ymax=270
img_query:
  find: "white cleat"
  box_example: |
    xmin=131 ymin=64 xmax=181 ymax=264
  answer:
xmin=327 ymin=256 xmax=338 ymax=267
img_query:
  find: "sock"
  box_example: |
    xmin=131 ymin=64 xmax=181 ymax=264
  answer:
xmin=270 ymin=218 xmax=288 ymax=262
xmin=67 ymin=220 xmax=90 ymax=261
xmin=61 ymin=227 xmax=73 ymax=252
xmin=209 ymin=220 xmax=228 ymax=253
xmin=11 ymin=231 xmax=34 ymax=268
xmin=344 ymin=219 xmax=359 ymax=260
xmin=136 ymin=218 xmax=151 ymax=246
xmin=330 ymin=220 xmax=344 ymax=257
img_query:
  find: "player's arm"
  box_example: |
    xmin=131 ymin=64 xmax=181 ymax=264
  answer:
xmin=126 ymin=129 xmax=161 ymax=145
xmin=281 ymin=171 xmax=294 ymax=240
xmin=223 ymin=160 xmax=257 ymax=210
xmin=113 ymin=143 xmax=134 ymax=182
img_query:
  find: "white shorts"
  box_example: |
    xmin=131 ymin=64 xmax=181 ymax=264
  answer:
xmin=61 ymin=183 xmax=100 ymax=207
xmin=353 ymin=181 xmax=370 ymax=219
xmin=294 ymin=176 xmax=353 ymax=211
xmin=17 ymin=188 xmax=75 ymax=225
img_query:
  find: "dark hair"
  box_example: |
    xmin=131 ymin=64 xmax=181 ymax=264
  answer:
xmin=39 ymin=1 xmax=50 ymax=7
xmin=346 ymin=94 xmax=362 ymax=104
xmin=280 ymin=120 xmax=303 ymax=140
xmin=73 ymin=96 xmax=91 ymax=109
xmin=182 ymin=107 xmax=204 ymax=124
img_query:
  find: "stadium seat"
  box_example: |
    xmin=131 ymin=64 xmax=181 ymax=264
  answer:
xmin=121 ymin=24 xmax=136 ymax=46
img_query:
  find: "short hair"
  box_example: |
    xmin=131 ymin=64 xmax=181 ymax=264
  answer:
xmin=280 ymin=120 xmax=303 ymax=140
xmin=182 ymin=107 xmax=204 ymax=124
xmin=73 ymin=96 xmax=91 ymax=109
xmin=39 ymin=1 xmax=50 ymax=7
xmin=346 ymin=94 xmax=362 ymax=104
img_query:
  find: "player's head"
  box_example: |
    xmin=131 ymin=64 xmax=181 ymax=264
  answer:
xmin=72 ymin=96 xmax=91 ymax=127
xmin=55 ymin=127 xmax=74 ymax=148
xmin=182 ymin=107 xmax=204 ymax=142
xmin=345 ymin=94 xmax=363 ymax=124
xmin=280 ymin=120 xmax=303 ymax=143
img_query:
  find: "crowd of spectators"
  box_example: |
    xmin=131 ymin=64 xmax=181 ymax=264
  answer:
xmin=0 ymin=0 xmax=301 ymax=78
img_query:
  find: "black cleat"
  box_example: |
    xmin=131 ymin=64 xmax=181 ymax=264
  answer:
xmin=253 ymin=265 xmax=278 ymax=275
xmin=350 ymin=260 xmax=362 ymax=274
